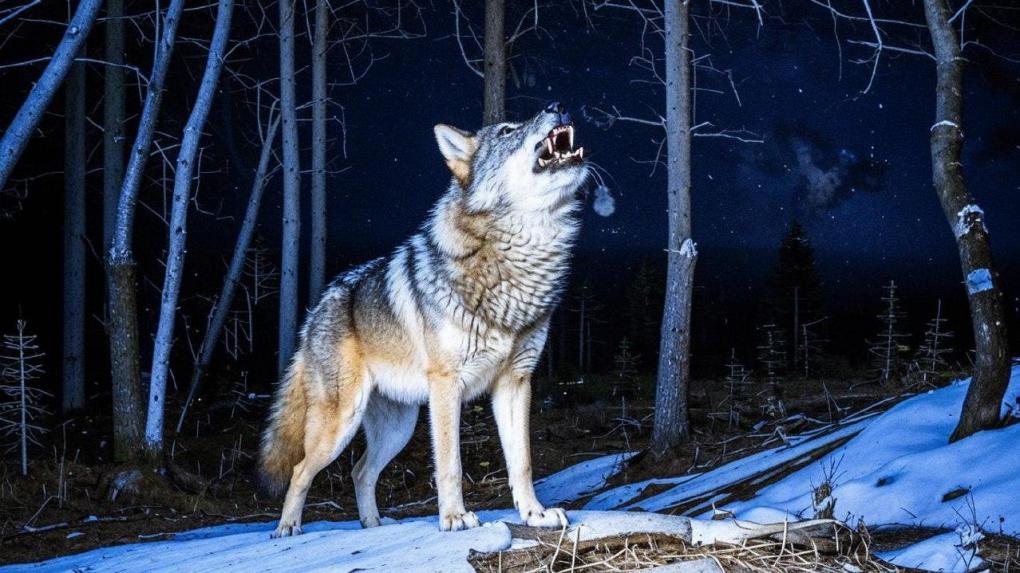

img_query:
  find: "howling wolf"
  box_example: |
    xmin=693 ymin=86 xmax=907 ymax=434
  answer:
xmin=259 ymin=102 xmax=588 ymax=537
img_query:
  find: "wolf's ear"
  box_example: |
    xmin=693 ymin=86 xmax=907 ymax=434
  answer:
xmin=434 ymin=124 xmax=477 ymax=185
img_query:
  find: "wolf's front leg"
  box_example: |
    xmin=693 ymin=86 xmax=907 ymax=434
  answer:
xmin=429 ymin=378 xmax=480 ymax=531
xmin=492 ymin=374 xmax=568 ymax=528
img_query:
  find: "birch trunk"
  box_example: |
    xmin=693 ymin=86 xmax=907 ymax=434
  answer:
xmin=144 ymin=0 xmax=234 ymax=459
xmin=309 ymin=0 xmax=329 ymax=302
xmin=103 ymin=0 xmax=126 ymax=252
xmin=0 ymin=0 xmax=103 ymax=191
xmin=651 ymin=0 xmax=695 ymax=459
xmin=922 ymin=0 xmax=1010 ymax=443
xmin=63 ymin=51 xmax=86 ymax=413
xmin=278 ymin=0 xmax=302 ymax=375
xmin=107 ymin=0 xmax=186 ymax=463
xmin=177 ymin=115 xmax=280 ymax=433
xmin=482 ymin=0 xmax=506 ymax=125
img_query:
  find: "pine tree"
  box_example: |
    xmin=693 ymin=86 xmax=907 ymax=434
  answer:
xmin=612 ymin=338 xmax=639 ymax=398
xmin=757 ymin=323 xmax=786 ymax=417
xmin=801 ymin=317 xmax=828 ymax=379
xmin=767 ymin=222 xmax=823 ymax=372
xmin=867 ymin=281 xmax=910 ymax=386
xmin=625 ymin=259 xmax=662 ymax=368
xmin=914 ymin=299 xmax=954 ymax=386
xmin=0 ymin=320 xmax=49 ymax=476
xmin=723 ymin=348 xmax=751 ymax=428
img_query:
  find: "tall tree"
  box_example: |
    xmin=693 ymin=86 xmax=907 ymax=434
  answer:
xmin=650 ymin=0 xmax=695 ymax=459
xmin=177 ymin=113 xmax=280 ymax=432
xmin=482 ymin=0 xmax=506 ymax=124
xmin=0 ymin=0 xmax=103 ymax=191
xmin=144 ymin=0 xmax=235 ymax=459
xmin=277 ymin=0 xmax=302 ymax=375
xmin=922 ymin=0 xmax=1010 ymax=442
xmin=107 ymin=0 xmax=186 ymax=463
xmin=807 ymin=0 xmax=1012 ymax=442
xmin=767 ymin=222 xmax=823 ymax=370
xmin=62 ymin=51 xmax=86 ymax=413
xmin=309 ymin=0 xmax=329 ymax=301
xmin=103 ymin=0 xmax=126 ymax=252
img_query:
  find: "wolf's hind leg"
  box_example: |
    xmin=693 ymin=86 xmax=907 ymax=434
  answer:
xmin=273 ymin=362 xmax=369 ymax=538
xmin=353 ymin=395 xmax=419 ymax=528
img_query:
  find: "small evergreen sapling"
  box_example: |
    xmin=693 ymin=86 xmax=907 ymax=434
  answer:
xmin=867 ymin=281 xmax=910 ymax=386
xmin=0 ymin=320 xmax=49 ymax=476
xmin=757 ymin=323 xmax=786 ymax=417
xmin=723 ymin=348 xmax=751 ymax=428
xmin=914 ymin=299 xmax=954 ymax=386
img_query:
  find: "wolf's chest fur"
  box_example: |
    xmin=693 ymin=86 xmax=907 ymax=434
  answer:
xmin=356 ymin=195 xmax=578 ymax=402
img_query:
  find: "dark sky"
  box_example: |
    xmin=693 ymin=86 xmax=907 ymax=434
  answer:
xmin=294 ymin=2 xmax=1020 ymax=299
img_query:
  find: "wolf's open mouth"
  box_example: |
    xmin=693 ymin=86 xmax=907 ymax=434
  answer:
xmin=536 ymin=124 xmax=583 ymax=169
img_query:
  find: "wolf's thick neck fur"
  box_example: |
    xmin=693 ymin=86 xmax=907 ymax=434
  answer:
xmin=411 ymin=184 xmax=580 ymax=335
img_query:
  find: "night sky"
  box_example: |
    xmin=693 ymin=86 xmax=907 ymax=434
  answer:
xmin=300 ymin=3 xmax=1020 ymax=300
xmin=1 ymin=1 xmax=1019 ymax=369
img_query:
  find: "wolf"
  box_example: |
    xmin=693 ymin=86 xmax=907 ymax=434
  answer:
xmin=258 ymin=102 xmax=588 ymax=537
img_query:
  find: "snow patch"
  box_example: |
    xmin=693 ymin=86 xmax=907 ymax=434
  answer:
xmin=877 ymin=531 xmax=984 ymax=573
xmin=930 ymin=120 xmax=960 ymax=131
xmin=954 ymin=204 xmax=985 ymax=238
xmin=535 ymin=451 xmax=636 ymax=506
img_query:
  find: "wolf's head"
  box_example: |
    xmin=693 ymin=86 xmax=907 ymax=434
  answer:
xmin=434 ymin=102 xmax=588 ymax=213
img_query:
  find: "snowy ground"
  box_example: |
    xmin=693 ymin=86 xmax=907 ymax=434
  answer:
xmin=4 ymin=368 xmax=1017 ymax=572
xmin=584 ymin=366 xmax=1020 ymax=572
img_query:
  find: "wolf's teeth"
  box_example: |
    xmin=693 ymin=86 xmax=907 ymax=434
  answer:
xmin=578 ymin=147 xmax=584 ymax=159
xmin=538 ymin=157 xmax=549 ymax=167
xmin=545 ymin=138 xmax=553 ymax=155
xmin=568 ymin=127 xmax=574 ymax=149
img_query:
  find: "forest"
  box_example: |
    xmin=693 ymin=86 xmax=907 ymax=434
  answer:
xmin=0 ymin=0 xmax=1018 ymax=571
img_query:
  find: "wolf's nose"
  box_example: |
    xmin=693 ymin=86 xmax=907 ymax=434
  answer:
xmin=545 ymin=101 xmax=570 ymax=124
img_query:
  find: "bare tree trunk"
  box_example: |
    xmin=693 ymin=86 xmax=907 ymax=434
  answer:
xmin=0 ymin=0 xmax=102 ymax=191
xmin=62 ymin=51 xmax=86 ymax=413
xmin=144 ymin=0 xmax=234 ymax=459
xmin=177 ymin=115 xmax=280 ymax=433
xmin=309 ymin=0 xmax=329 ymax=302
xmin=107 ymin=0 xmax=187 ymax=463
xmin=103 ymin=0 xmax=126 ymax=252
xmin=923 ymin=0 xmax=1010 ymax=443
xmin=482 ymin=0 xmax=506 ymax=125
xmin=278 ymin=0 xmax=302 ymax=375
xmin=651 ymin=0 xmax=695 ymax=460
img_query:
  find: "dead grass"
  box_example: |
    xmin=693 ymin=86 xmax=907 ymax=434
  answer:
xmin=470 ymin=523 xmax=913 ymax=573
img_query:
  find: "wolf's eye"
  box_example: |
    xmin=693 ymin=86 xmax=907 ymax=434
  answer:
xmin=498 ymin=125 xmax=517 ymax=137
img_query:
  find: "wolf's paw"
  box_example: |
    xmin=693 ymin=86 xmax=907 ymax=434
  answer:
xmin=439 ymin=510 xmax=481 ymax=532
xmin=271 ymin=522 xmax=303 ymax=538
xmin=524 ymin=507 xmax=568 ymax=528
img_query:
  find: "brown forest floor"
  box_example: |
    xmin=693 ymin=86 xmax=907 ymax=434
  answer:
xmin=3 ymin=372 xmax=1014 ymax=570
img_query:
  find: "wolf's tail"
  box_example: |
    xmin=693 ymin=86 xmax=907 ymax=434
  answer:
xmin=258 ymin=351 xmax=308 ymax=498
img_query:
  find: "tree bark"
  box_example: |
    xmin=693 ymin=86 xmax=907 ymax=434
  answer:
xmin=651 ymin=0 xmax=695 ymax=460
xmin=482 ymin=0 xmax=506 ymax=125
xmin=107 ymin=0 xmax=187 ymax=463
xmin=144 ymin=0 xmax=234 ymax=459
xmin=62 ymin=50 xmax=86 ymax=413
xmin=103 ymin=0 xmax=126 ymax=252
xmin=922 ymin=0 xmax=1010 ymax=443
xmin=0 ymin=0 xmax=103 ymax=191
xmin=278 ymin=0 xmax=302 ymax=375
xmin=309 ymin=0 xmax=329 ymax=302
xmin=176 ymin=115 xmax=280 ymax=433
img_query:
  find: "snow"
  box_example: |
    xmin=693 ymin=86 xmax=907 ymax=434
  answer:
xmin=954 ymin=204 xmax=985 ymax=238
xmin=585 ymin=420 xmax=868 ymax=514
xmin=931 ymin=120 xmax=960 ymax=131
xmin=717 ymin=368 xmax=1020 ymax=534
xmin=876 ymin=531 xmax=983 ymax=573
xmin=535 ymin=451 xmax=636 ymax=506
